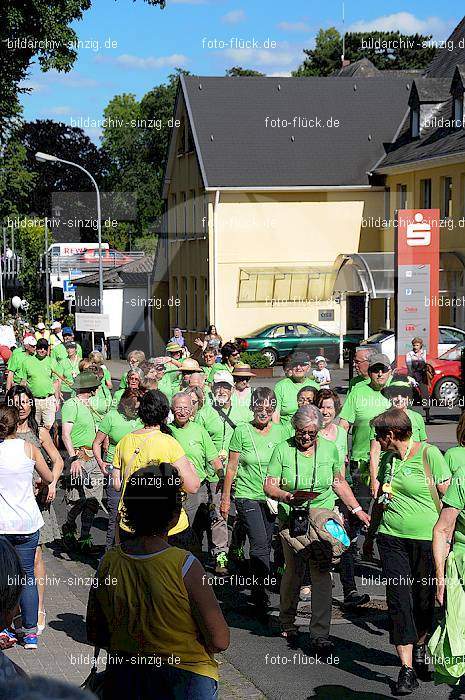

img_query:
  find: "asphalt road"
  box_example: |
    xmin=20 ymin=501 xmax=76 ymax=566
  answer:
xmin=49 ymin=370 xmax=463 ymax=698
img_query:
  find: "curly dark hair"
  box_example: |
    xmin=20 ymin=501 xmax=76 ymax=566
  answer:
xmin=314 ymin=388 xmax=341 ymax=416
xmin=138 ymin=389 xmax=170 ymax=427
xmin=122 ymin=463 xmax=183 ymax=535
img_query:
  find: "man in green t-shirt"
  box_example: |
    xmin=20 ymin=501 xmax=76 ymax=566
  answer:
xmin=347 ymin=347 xmax=377 ymax=395
xmin=51 ymin=327 xmax=83 ymax=364
xmin=170 ymin=392 xmax=224 ymax=566
xmin=274 ymin=352 xmax=319 ymax=425
xmin=61 ymin=371 xmax=104 ymax=555
xmin=6 ymin=336 xmax=37 ymax=391
xmin=18 ymin=338 xmax=60 ymax=430
xmin=339 ymin=352 xmax=392 ymax=502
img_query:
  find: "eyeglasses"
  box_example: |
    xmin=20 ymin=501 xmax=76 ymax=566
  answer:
xmin=290 ymin=363 xmax=309 ymax=369
xmin=191 ymin=399 xmax=199 ymax=405
xmin=231 ymin=353 xmax=240 ymax=358
xmin=370 ymin=366 xmax=390 ymax=374
xmin=295 ymin=429 xmax=318 ymax=438
xmin=354 ymin=358 xmax=369 ymax=365
xmin=254 ymin=405 xmax=275 ymax=414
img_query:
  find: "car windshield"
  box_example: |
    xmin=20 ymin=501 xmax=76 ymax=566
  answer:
xmin=248 ymin=325 xmax=275 ymax=337
xmin=361 ymin=331 xmax=393 ymax=344
xmin=438 ymin=340 xmax=465 ymax=361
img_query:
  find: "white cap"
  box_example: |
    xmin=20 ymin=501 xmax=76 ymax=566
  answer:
xmin=315 ymin=356 xmax=327 ymax=363
xmin=51 ymin=321 xmax=61 ymax=330
xmin=37 ymin=322 xmax=46 ymax=330
xmin=212 ymin=370 xmax=234 ymax=387
xmin=23 ymin=336 xmax=37 ymax=347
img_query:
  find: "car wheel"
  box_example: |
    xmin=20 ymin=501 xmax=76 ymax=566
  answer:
xmin=434 ymin=377 xmax=460 ymax=405
xmin=261 ymin=348 xmax=278 ymax=367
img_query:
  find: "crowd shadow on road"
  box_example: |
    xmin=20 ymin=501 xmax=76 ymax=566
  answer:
xmin=306 ymin=687 xmax=392 ymax=699
xmin=48 ymin=613 xmax=90 ymax=645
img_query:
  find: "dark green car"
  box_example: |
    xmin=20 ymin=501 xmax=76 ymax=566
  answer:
xmin=235 ymin=323 xmax=359 ymax=366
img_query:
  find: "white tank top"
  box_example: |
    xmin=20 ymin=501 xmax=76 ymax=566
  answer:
xmin=0 ymin=439 xmax=44 ymax=534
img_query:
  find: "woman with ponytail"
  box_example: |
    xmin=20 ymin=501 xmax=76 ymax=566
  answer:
xmin=0 ymin=405 xmax=53 ymax=651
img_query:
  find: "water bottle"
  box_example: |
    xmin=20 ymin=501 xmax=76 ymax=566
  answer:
xmin=324 ymin=519 xmax=350 ymax=547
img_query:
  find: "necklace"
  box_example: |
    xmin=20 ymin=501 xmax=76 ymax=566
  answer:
xmin=380 ymin=437 xmax=414 ymax=502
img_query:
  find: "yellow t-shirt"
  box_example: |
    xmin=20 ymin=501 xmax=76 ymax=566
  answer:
xmin=113 ymin=429 xmax=188 ymax=536
xmin=92 ymin=545 xmax=218 ymax=680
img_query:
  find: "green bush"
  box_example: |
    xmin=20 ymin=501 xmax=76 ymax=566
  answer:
xmin=240 ymin=351 xmax=270 ymax=368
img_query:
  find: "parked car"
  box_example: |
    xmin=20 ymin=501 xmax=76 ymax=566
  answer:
xmin=235 ymin=323 xmax=359 ymax=366
xmin=360 ymin=326 xmax=465 ymax=363
xmin=426 ymin=341 xmax=463 ymax=404
xmin=81 ymin=249 xmax=135 ymax=266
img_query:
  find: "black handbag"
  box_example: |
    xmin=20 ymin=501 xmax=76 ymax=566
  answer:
xmin=81 ymin=647 xmax=105 ymax=698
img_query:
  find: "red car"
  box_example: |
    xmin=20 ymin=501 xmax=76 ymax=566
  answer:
xmin=426 ymin=341 xmax=463 ymax=404
xmin=81 ymin=250 xmax=135 ymax=266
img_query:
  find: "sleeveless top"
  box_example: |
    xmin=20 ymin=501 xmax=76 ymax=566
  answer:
xmin=0 ymin=438 xmax=43 ymax=534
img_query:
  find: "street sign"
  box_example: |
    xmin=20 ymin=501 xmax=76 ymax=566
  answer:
xmin=70 ymin=269 xmax=83 ymax=278
xmin=64 ymin=291 xmax=75 ymax=301
xmin=75 ymin=312 xmax=110 ymax=333
xmin=63 ymin=280 xmax=76 ymax=293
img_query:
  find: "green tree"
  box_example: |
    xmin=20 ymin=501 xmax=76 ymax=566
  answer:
xmin=225 ymin=67 xmax=265 ymax=76
xmin=0 ymin=0 xmax=166 ymax=140
xmin=15 ymin=217 xmax=48 ymax=318
xmin=293 ymin=27 xmax=436 ymax=76
xmin=0 ymin=134 xmax=36 ymax=221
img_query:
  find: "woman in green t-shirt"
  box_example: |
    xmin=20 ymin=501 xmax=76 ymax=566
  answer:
xmin=220 ymin=387 xmax=284 ymax=613
xmin=264 ymin=405 xmax=370 ymax=654
xmin=364 ymin=407 xmax=451 ymax=696
xmin=444 ymin=410 xmax=465 ymax=476
xmin=92 ymin=390 xmax=143 ymax=550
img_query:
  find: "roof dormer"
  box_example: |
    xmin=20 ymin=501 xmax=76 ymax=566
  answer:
xmin=408 ymin=78 xmax=451 ymax=138
xmin=451 ymin=65 xmax=465 ymax=128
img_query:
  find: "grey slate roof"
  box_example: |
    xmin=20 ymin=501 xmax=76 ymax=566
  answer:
xmin=181 ymin=75 xmax=413 ymax=187
xmin=335 ymin=58 xmax=379 ymax=77
xmin=412 ymin=78 xmax=451 ymax=102
xmin=424 ymin=17 xmax=465 ymax=78
xmin=76 ymin=255 xmax=154 ymax=287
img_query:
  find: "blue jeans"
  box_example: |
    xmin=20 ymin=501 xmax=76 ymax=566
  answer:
xmin=104 ymin=657 xmax=218 ymax=699
xmin=5 ymin=530 xmax=40 ymax=634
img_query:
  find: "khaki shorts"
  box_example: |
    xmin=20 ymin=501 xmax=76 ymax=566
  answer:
xmin=35 ymin=396 xmax=57 ymax=429
xmin=65 ymin=457 xmax=105 ymax=506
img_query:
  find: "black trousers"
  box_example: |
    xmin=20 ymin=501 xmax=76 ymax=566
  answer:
xmin=235 ymin=498 xmax=275 ymax=595
xmin=377 ymin=533 xmax=435 ymax=646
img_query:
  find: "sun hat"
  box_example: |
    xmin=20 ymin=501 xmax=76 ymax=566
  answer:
xmin=382 ymin=380 xmax=413 ymax=400
xmin=232 ymin=363 xmax=256 ymax=378
xmin=212 ymin=370 xmax=234 ymax=387
xmin=37 ymin=322 xmax=46 ymax=330
xmin=166 ymin=342 xmax=182 ymax=353
xmin=51 ymin=321 xmax=61 ymax=330
xmin=368 ymin=353 xmax=391 ymax=371
xmin=23 ymin=336 xmax=37 ymax=347
xmin=73 ymin=371 xmax=101 ymax=391
xmin=180 ymin=358 xmax=202 ymax=373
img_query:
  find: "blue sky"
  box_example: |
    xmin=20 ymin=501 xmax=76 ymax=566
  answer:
xmin=20 ymin=0 xmax=463 ymax=141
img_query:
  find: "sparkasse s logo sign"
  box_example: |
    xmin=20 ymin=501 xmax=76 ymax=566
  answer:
xmin=406 ymin=212 xmax=431 ymax=246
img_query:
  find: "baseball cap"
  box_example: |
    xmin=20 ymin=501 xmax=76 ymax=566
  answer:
xmin=368 ymin=353 xmax=391 ymax=370
xmin=287 ymin=351 xmax=310 ymax=367
xmin=315 ymin=356 xmax=327 ymax=363
xmin=62 ymin=326 xmax=73 ymax=336
xmin=37 ymin=322 xmax=46 ymax=330
xmin=51 ymin=321 xmax=61 ymax=330
xmin=382 ymin=380 xmax=413 ymax=399
xmin=23 ymin=336 xmax=37 ymax=347
xmin=212 ymin=370 xmax=234 ymax=387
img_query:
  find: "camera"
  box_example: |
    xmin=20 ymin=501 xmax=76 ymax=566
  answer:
xmin=289 ymin=506 xmax=309 ymax=538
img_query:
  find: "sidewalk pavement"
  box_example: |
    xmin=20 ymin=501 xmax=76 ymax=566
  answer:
xmin=4 ymin=546 xmax=266 ymax=699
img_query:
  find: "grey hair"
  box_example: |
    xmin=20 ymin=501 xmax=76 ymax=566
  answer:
xmin=292 ymin=405 xmax=324 ymax=430
xmin=172 ymin=392 xmax=192 ymax=406
xmin=0 ymin=677 xmax=95 ymax=699
xmin=127 ymin=367 xmax=144 ymax=381
xmin=356 ymin=346 xmax=377 ymax=359
xmin=0 ymin=536 xmax=24 ymax=628
xmin=185 ymin=386 xmax=204 ymax=409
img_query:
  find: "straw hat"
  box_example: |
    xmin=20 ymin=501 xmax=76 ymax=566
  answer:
xmin=166 ymin=342 xmax=182 ymax=353
xmin=232 ymin=363 xmax=255 ymax=378
xmin=180 ymin=358 xmax=202 ymax=373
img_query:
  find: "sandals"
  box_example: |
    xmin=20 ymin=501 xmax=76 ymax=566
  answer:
xmin=38 ymin=610 xmax=46 ymax=635
xmin=280 ymin=629 xmax=299 ymax=643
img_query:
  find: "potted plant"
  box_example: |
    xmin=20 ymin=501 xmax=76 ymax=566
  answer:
xmin=239 ymin=351 xmax=273 ymax=377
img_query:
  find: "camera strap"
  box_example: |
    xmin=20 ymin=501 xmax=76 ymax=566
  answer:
xmin=294 ymin=442 xmax=317 ymax=504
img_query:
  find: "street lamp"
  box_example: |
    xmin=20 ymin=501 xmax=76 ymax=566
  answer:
xmin=35 ymin=151 xmax=104 ymax=314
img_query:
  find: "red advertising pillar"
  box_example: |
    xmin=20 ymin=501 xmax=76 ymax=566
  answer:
xmin=395 ymin=209 xmax=440 ymax=367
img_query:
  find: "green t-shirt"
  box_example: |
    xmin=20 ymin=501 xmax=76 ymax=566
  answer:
xmin=347 ymin=375 xmax=370 ymax=395
xmin=157 ymin=374 xmax=174 ymax=403
xmin=318 ymin=425 xmax=348 ymax=472
xmin=229 ymin=421 xmax=286 ymax=501
xmin=369 ymin=408 xmax=427 ymax=445
xmin=61 ymin=396 xmax=97 ymax=448
xmin=119 ymin=371 xmax=128 ymax=389
xmin=442 ymin=465 xmax=465 ymax=550
xmin=98 ymin=409 xmax=143 ymax=463
xmin=169 ymin=421 xmax=218 ymax=482
xmin=195 ymin=401 xmax=253 ymax=480
xmin=202 ymin=365 xmax=218 ymax=384
xmin=339 ymin=383 xmax=391 ymax=462
xmin=274 ymin=377 xmax=319 ymax=424
xmin=58 ymin=356 xmax=80 ymax=395
xmin=231 ymin=388 xmax=252 ymax=412
xmin=19 ymin=354 xmax=57 ymax=397
xmin=444 ymin=446 xmax=465 ymax=476
xmin=51 ymin=342 xmax=83 ymax=363
xmin=7 ymin=347 xmax=26 ymax=383
xmin=267 ymin=436 xmax=340 ymax=523
xmin=90 ymin=385 xmax=113 ymax=426
xmin=377 ymin=443 xmax=451 ymax=541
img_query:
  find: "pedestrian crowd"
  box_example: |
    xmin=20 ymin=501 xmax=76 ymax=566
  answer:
xmin=0 ymin=324 xmax=465 ymax=697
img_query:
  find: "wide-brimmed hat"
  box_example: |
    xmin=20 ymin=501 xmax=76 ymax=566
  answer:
xmin=73 ymin=371 xmax=101 ymax=390
xmin=382 ymin=380 xmax=413 ymax=400
xmin=212 ymin=370 xmax=234 ymax=387
xmin=23 ymin=336 xmax=37 ymax=347
xmin=368 ymin=353 xmax=391 ymax=371
xmin=180 ymin=358 xmax=201 ymax=373
xmin=51 ymin=321 xmax=61 ymax=330
xmin=232 ymin=363 xmax=255 ymax=378
xmin=166 ymin=342 xmax=182 ymax=353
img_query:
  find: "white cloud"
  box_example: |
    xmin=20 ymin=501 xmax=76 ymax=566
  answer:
xmin=223 ymin=47 xmax=297 ymax=67
xmin=267 ymin=71 xmax=293 ymax=77
xmin=222 ymin=9 xmax=245 ymax=25
xmin=113 ymin=53 xmax=189 ymax=69
xmin=277 ymin=21 xmax=310 ymax=33
xmin=40 ymin=105 xmax=73 ymax=116
xmin=33 ymin=69 xmax=100 ymax=89
xmin=348 ymin=13 xmax=456 ymax=39
xmin=20 ymin=80 xmax=48 ymax=94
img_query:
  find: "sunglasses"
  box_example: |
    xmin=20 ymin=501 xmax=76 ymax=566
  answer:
xmin=254 ymin=405 xmax=275 ymax=414
xmin=295 ymin=429 xmax=318 ymax=438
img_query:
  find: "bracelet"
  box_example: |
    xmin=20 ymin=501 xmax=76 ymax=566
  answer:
xmin=446 ymin=539 xmax=452 ymax=545
xmin=351 ymin=505 xmax=363 ymax=514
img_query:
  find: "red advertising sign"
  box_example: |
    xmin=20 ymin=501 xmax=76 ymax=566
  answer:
xmin=395 ymin=209 xmax=440 ymax=366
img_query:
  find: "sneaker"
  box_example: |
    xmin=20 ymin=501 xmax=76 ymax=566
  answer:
xmin=76 ymin=536 xmax=97 ymax=555
xmin=61 ymin=521 xmax=77 ymax=547
xmin=229 ymin=545 xmax=245 ymax=562
xmin=413 ymin=644 xmax=432 ymax=682
xmin=215 ymin=552 xmax=228 ymax=575
xmin=395 ymin=665 xmax=419 ymax=695
xmin=22 ymin=633 xmax=38 ymax=650
xmin=342 ymin=591 xmax=370 ymax=609
xmin=0 ymin=628 xmax=17 ymax=645
xmin=310 ymin=637 xmax=335 ymax=659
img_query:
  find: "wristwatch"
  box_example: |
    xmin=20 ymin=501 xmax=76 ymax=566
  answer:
xmin=217 ymin=467 xmax=225 ymax=479
xmin=69 ymin=455 xmax=79 ymax=463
